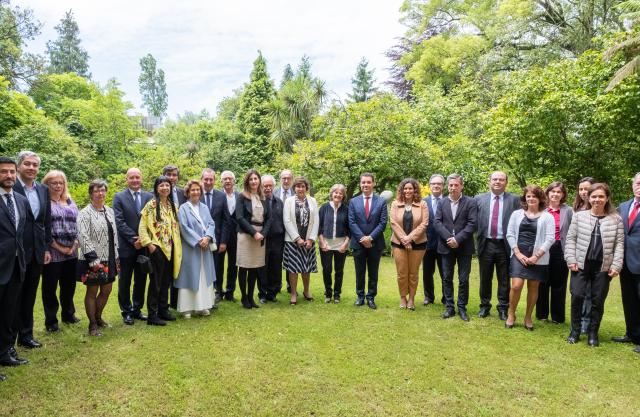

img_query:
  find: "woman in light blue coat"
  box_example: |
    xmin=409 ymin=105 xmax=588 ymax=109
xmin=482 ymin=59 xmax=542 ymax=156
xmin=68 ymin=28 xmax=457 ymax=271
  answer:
xmin=175 ymin=180 xmax=217 ymax=318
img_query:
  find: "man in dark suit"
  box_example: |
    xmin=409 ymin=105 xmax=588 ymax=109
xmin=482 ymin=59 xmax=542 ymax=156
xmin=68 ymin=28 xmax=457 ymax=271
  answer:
xmin=274 ymin=169 xmax=294 ymax=293
xmin=113 ymin=168 xmax=153 ymax=325
xmin=201 ymin=168 xmax=226 ymax=305
xmin=259 ymin=175 xmax=285 ymax=303
xmin=434 ymin=173 xmax=477 ymax=322
xmin=614 ymin=173 xmax=640 ymax=354
xmin=422 ymin=174 xmax=445 ymax=306
xmin=0 ymin=156 xmax=30 ymax=377
xmin=12 ymin=151 xmax=51 ymax=347
xmin=475 ymin=171 xmax=520 ymax=320
xmin=218 ymin=170 xmax=239 ymax=302
xmin=348 ymin=172 xmax=388 ymax=309
xmin=162 ymin=164 xmax=185 ymax=309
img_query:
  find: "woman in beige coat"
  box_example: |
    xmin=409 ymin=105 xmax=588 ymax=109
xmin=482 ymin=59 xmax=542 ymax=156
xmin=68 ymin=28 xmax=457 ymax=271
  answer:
xmin=565 ymin=183 xmax=624 ymax=347
xmin=390 ymin=178 xmax=428 ymax=310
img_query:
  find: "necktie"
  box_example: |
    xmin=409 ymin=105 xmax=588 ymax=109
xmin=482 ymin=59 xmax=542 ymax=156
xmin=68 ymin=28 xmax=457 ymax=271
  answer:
xmin=206 ymin=192 xmax=212 ymax=209
xmin=629 ymin=201 xmax=640 ymax=228
xmin=135 ymin=191 xmax=141 ymax=212
xmin=4 ymin=193 xmax=16 ymax=227
xmin=490 ymin=195 xmax=500 ymax=239
xmin=364 ymin=196 xmax=370 ymax=219
xmin=433 ymin=197 xmax=439 ymax=213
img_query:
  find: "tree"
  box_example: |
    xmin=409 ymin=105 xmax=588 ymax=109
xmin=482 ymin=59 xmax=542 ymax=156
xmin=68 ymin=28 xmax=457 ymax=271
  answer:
xmin=280 ymin=64 xmax=294 ymax=88
xmin=46 ymin=10 xmax=90 ymax=78
xmin=138 ymin=53 xmax=168 ymax=118
xmin=216 ymin=87 xmax=243 ymax=121
xmin=604 ymin=1 xmax=640 ymax=91
xmin=0 ymin=0 xmax=44 ymax=87
xmin=348 ymin=57 xmax=377 ymax=102
xmin=236 ymin=51 xmax=277 ymax=169
xmin=297 ymin=55 xmax=312 ymax=79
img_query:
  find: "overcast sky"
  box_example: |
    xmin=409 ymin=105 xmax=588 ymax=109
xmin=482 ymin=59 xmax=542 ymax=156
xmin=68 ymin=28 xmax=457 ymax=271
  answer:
xmin=16 ymin=0 xmax=406 ymax=118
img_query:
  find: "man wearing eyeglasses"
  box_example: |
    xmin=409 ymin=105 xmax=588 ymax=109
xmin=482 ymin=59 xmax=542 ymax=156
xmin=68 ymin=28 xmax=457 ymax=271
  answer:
xmin=422 ymin=174 xmax=445 ymax=306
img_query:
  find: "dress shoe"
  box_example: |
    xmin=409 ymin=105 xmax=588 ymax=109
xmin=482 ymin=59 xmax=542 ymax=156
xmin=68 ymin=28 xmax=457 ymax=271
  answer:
xmin=132 ymin=312 xmax=148 ymax=321
xmin=441 ymin=309 xmax=455 ymax=319
xmin=147 ymin=316 xmax=166 ymax=326
xmin=4 ymin=350 xmax=28 ymax=365
xmin=62 ymin=315 xmax=81 ymax=324
xmin=0 ymin=355 xmax=28 ymax=366
xmin=214 ymin=294 xmax=222 ymax=303
xmin=478 ymin=308 xmax=489 ymax=318
xmin=423 ymin=299 xmax=433 ymax=306
xmin=200 ymin=309 xmax=210 ymax=316
xmin=223 ymin=294 xmax=237 ymax=302
xmin=588 ymin=332 xmax=599 ymax=347
xmin=0 ymin=374 xmax=6 ymax=381
xmin=498 ymin=310 xmax=508 ymax=321
xmin=325 ymin=297 xmax=332 ymax=303
xmin=612 ymin=335 xmax=633 ymax=343
xmin=183 ymin=313 xmax=191 ymax=319
xmin=459 ymin=310 xmax=470 ymax=322
xmin=367 ymin=299 xmax=377 ymax=309
xmin=123 ymin=315 xmax=134 ymax=325
xmin=354 ymin=297 xmax=365 ymax=307
xmin=159 ymin=311 xmax=176 ymax=321
xmin=567 ymin=330 xmax=581 ymax=344
xmin=333 ymin=297 xmax=340 ymax=304
xmin=46 ymin=323 xmax=60 ymax=333
xmin=18 ymin=339 xmax=41 ymax=349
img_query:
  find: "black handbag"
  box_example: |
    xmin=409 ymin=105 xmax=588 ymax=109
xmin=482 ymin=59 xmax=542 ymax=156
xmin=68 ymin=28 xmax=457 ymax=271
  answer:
xmin=136 ymin=254 xmax=153 ymax=274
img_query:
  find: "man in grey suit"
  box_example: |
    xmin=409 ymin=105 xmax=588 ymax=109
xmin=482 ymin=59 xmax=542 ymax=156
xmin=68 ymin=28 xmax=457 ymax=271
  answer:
xmin=475 ymin=171 xmax=520 ymax=320
xmin=274 ymin=169 xmax=293 ymax=202
xmin=613 ymin=172 xmax=640 ymax=354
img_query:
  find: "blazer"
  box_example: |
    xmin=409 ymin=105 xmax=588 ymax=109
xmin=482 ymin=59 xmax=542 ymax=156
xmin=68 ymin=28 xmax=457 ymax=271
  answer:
xmin=283 ymin=195 xmax=320 ymax=242
xmin=264 ymin=195 xmax=285 ymax=237
xmin=423 ymin=195 xmax=441 ymax=250
xmin=348 ymin=194 xmax=388 ymax=251
xmin=475 ymin=191 xmax=520 ymax=255
xmin=274 ymin=187 xmax=293 ymax=202
xmin=0 ymin=191 xmax=28 ymax=284
xmin=565 ymin=210 xmax=624 ymax=273
xmin=318 ymin=202 xmax=350 ymax=239
xmin=200 ymin=189 xmax=226 ymax=244
xmin=619 ymin=199 xmax=640 ymax=274
xmin=77 ymin=204 xmax=119 ymax=263
xmin=13 ymin=180 xmax=52 ymax=263
xmin=235 ymin=193 xmax=272 ymax=237
xmin=547 ymin=204 xmax=573 ymax=251
xmin=433 ymin=195 xmax=477 ymax=255
xmin=390 ymin=200 xmax=428 ymax=246
xmin=221 ymin=191 xmax=239 ymax=244
xmin=112 ymin=188 xmax=153 ymax=258
xmin=172 ymin=187 xmax=187 ymax=206
xmin=505 ymin=210 xmax=556 ymax=265
xmin=138 ymin=199 xmax=182 ymax=279
xmin=175 ymin=202 xmax=216 ymax=291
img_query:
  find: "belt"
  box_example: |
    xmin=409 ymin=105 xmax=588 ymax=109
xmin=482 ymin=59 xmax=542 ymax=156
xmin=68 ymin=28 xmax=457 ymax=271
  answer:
xmin=250 ymin=221 xmax=264 ymax=226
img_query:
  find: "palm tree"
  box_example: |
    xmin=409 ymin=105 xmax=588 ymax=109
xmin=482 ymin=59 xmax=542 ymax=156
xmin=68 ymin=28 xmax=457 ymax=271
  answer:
xmin=604 ymin=0 xmax=640 ymax=92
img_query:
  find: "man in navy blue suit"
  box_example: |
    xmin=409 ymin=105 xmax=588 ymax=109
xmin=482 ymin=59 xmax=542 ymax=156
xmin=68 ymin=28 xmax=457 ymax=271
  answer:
xmin=201 ymin=168 xmax=226 ymax=304
xmin=614 ymin=172 xmax=640 ymax=354
xmin=422 ymin=174 xmax=445 ymax=306
xmin=0 ymin=156 xmax=30 ymax=378
xmin=113 ymin=168 xmax=153 ymax=325
xmin=12 ymin=151 xmax=51 ymax=346
xmin=349 ymin=173 xmax=388 ymax=309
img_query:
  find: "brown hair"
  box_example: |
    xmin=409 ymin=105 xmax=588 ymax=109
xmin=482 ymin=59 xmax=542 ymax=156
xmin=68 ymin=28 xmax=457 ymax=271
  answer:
xmin=545 ymin=181 xmax=567 ymax=205
xmin=241 ymin=169 xmax=263 ymax=199
xmin=572 ymin=177 xmax=595 ymax=211
xmin=292 ymin=176 xmax=310 ymax=192
xmin=520 ymin=185 xmax=546 ymax=211
xmin=587 ymin=182 xmax=616 ymax=215
xmin=184 ymin=180 xmax=203 ymax=199
xmin=396 ymin=178 xmax=422 ymax=203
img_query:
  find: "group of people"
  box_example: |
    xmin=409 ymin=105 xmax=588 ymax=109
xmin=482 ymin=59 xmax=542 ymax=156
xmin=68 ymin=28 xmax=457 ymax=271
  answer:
xmin=1 ymin=151 xmax=639 ymax=383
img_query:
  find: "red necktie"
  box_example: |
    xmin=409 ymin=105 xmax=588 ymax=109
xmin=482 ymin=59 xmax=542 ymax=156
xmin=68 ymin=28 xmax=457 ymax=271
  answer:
xmin=364 ymin=196 xmax=370 ymax=219
xmin=490 ymin=195 xmax=499 ymax=239
xmin=630 ymin=201 xmax=640 ymax=228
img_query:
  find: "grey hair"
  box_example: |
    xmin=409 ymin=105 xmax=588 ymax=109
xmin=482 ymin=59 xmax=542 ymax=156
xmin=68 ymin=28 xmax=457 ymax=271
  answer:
xmin=447 ymin=173 xmax=464 ymax=185
xmin=88 ymin=179 xmax=108 ymax=195
xmin=262 ymin=174 xmax=276 ymax=184
xmin=162 ymin=165 xmax=179 ymax=176
xmin=329 ymin=183 xmax=347 ymax=200
xmin=429 ymin=174 xmax=445 ymax=183
xmin=17 ymin=151 xmax=41 ymax=166
xmin=201 ymin=168 xmax=215 ymax=178
xmin=221 ymin=170 xmax=235 ymax=180
xmin=280 ymin=169 xmax=293 ymax=178
xmin=634 ymin=172 xmax=640 ymax=182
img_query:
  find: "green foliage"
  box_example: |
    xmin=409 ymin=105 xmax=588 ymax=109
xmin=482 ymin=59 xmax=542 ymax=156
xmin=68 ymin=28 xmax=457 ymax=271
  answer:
xmin=138 ymin=53 xmax=168 ymax=118
xmin=348 ymin=57 xmax=377 ymax=102
xmin=280 ymin=63 xmax=294 ymax=88
xmin=46 ymin=10 xmax=90 ymax=78
xmin=216 ymin=87 xmax=243 ymax=122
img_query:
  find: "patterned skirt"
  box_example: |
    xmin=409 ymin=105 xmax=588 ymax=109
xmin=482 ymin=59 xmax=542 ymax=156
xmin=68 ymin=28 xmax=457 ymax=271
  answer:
xmin=283 ymin=241 xmax=318 ymax=273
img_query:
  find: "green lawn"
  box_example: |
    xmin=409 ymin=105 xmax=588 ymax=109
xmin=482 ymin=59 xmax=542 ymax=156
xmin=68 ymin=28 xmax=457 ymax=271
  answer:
xmin=1 ymin=257 xmax=639 ymax=417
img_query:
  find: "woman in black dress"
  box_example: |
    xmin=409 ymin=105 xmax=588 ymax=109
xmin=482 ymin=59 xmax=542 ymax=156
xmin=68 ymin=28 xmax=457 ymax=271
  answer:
xmin=505 ymin=186 xmax=555 ymax=330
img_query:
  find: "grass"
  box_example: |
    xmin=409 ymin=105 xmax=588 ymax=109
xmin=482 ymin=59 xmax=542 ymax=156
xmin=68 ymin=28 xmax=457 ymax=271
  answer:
xmin=1 ymin=256 xmax=639 ymax=417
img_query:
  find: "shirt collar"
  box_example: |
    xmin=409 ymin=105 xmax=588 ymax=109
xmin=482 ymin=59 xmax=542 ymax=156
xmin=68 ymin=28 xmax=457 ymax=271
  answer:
xmin=0 ymin=188 xmax=13 ymax=197
xmin=18 ymin=177 xmax=35 ymax=190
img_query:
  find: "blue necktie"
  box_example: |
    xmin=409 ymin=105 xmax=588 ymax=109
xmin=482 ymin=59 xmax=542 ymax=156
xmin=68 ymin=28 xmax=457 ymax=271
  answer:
xmin=5 ymin=193 xmax=16 ymax=227
xmin=135 ymin=192 xmax=141 ymax=212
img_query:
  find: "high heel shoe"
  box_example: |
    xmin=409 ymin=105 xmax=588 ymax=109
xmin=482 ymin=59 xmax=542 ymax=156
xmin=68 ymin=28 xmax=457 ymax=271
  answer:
xmin=524 ymin=321 xmax=534 ymax=331
xmin=504 ymin=322 xmax=515 ymax=329
xmin=303 ymin=294 xmax=314 ymax=301
xmin=290 ymin=299 xmax=297 ymax=305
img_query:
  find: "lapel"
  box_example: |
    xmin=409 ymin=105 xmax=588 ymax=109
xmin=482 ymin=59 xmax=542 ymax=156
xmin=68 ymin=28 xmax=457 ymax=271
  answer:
xmin=36 ymin=182 xmax=47 ymax=220
xmin=126 ymin=189 xmax=141 ymax=218
xmin=0 ymin=194 xmax=17 ymax=235
xmin=627 ymin=200 xmax=640 ymax=231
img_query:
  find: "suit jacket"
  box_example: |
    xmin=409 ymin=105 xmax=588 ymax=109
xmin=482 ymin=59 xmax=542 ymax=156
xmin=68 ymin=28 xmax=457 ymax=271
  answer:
xmin=0 ymin=191 xmax=28 ymax=284
xmin=13 ymin=180 xmax=52 ymax=264
xmin=433 ymin=195 xmax=477 ymax=255
xmin=172 ymin=187 xmax=187 ymax=206
xmin=348 ymin=194 xmax=388 ymax=251
xmin=235 ymin=193 xmax=272 ymax=237
xmin=283 ymin=195 xmax=319 ymax=242
xmin=264 ymin=195 xmax=284 ymax=237
xmin=201 ymin=189 xmax=226 ymax=244
xmin=475 ymin=191 xmax=520 ymax=255
xmin=112 ymin=188 xmax=154 ymax=258
xmin=221 ymin=191 xmax=239 ymax=244
xmin=273 ymin=187 xmax=293 ymax=202
xmin=620 ymin=199 xmax=640 ymax=274
xmin=423 ymin=195 xmax=442 ymax=250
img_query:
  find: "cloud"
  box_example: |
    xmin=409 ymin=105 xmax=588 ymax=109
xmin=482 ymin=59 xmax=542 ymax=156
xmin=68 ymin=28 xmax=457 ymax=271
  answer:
xmin=16 ymin=0 xmax=405 ymax=117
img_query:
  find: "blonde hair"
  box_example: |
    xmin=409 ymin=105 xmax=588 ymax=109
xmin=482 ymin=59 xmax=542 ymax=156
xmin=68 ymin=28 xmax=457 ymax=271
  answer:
xmin=42 ymin=170 xmax=70 ymax=202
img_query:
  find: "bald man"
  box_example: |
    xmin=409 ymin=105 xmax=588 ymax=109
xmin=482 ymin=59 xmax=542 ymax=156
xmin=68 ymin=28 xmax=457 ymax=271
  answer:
xmin=113 ymin=168 xmax=153 ymax=325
